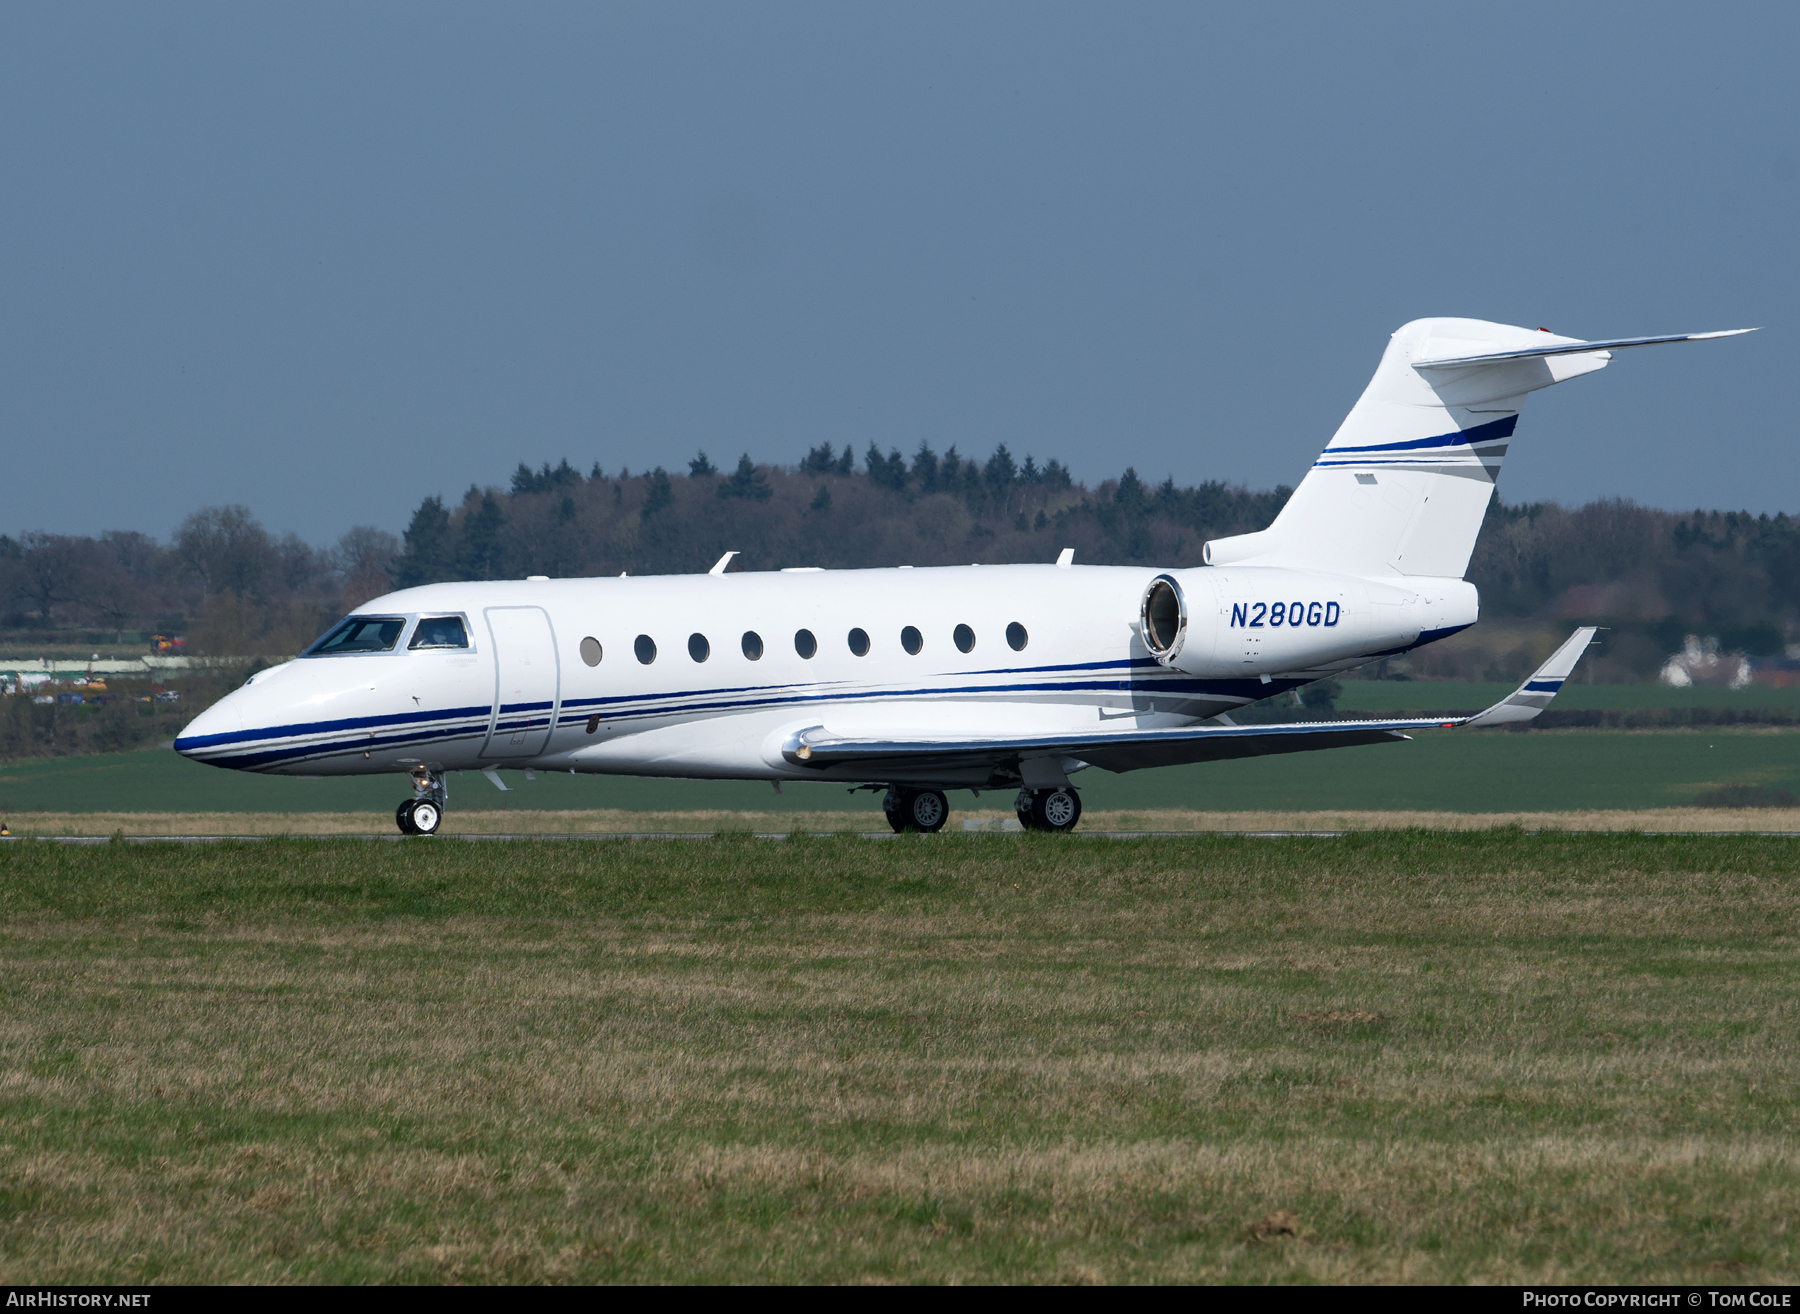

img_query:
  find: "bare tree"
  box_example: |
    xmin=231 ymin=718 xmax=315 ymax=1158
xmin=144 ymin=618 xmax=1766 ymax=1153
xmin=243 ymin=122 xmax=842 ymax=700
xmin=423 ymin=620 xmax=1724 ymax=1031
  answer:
xmin=332 ymin=526 xmax=400 ymax=612
xmin=83 ymin=531 xmax=168 ymax=637
xmin=16 ymin=533 xmax=98 ymax=622
xmin=175 ymin=506 xmax=274 ymax=598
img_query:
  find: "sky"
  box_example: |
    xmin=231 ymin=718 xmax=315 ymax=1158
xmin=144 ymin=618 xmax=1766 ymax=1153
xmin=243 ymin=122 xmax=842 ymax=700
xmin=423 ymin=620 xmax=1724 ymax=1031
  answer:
xmin=1 ymin=2 xmax=1793 ymax=544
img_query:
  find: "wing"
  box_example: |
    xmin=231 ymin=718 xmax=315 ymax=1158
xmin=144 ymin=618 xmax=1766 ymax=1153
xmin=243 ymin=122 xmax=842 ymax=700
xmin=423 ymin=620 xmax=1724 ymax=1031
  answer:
xmin=782 ymin=629 xmax=1599 ymax=778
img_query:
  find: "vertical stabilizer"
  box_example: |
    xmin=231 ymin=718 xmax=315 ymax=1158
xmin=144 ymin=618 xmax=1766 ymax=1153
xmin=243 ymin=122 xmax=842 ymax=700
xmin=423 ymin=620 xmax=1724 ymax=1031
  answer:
xmin=1202 ymin=319 xmax=1750 ymax=581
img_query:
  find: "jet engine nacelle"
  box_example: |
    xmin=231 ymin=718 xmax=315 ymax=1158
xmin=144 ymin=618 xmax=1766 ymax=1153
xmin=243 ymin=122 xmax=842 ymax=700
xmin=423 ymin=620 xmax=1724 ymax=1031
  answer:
xmin=1138 ymin=567 xmax=1478 ymax=678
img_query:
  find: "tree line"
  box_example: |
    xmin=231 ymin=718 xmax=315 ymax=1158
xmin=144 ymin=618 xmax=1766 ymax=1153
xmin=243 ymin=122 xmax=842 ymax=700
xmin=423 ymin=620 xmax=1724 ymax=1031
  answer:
xmin=2 ymin=442 xmax=1795 ymax=682
xmin=0 ymin=507 xmax=399 ymax=659
xmin=385 ymin=443 xmax=1282 ymax=591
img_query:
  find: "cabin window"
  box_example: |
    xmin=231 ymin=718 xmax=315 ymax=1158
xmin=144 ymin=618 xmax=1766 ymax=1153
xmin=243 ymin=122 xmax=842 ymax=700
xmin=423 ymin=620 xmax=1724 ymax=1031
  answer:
xmin=688 ymin=632 xmax=710 ymax=663
xmin=1006 ymin=622 xmax=1028 ymax=652
xmin=953 ymin=623 xmax=976 ymax=654
xmin=847 ymin=628 xmax=870 ymax=657
xmin=901 ymin=625 xmax=923 ymax=655
xmin=635 ymin=635 xmax=657 ymax=664
xmin=409 ymin=616 xmax=470 ymax=650
xmin=578 ymin=637 xmax=602 ymax=666
xmin=306 ymin=615 xmax=407 ymax=656
xmin=794 ymin=629 xmax=817 ymax=659
xmin=742 ymin=631 xmax=764 ymax=660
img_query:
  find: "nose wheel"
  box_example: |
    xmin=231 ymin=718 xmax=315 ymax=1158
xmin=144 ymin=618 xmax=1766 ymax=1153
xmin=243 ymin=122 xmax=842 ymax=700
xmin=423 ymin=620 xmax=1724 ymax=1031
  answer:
xmin=397 ymin=798 xmax=442 ymax=835
xmin=1016 ymin=787 xmax=1081 ymax=832
xmin=397 ymin=767 xmax=447 ymax=836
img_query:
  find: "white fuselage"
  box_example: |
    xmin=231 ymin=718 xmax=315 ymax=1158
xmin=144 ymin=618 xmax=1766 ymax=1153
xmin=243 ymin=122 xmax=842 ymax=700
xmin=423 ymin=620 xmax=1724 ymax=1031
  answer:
xmin=174 ymin=564 xmax=1476 ymax=788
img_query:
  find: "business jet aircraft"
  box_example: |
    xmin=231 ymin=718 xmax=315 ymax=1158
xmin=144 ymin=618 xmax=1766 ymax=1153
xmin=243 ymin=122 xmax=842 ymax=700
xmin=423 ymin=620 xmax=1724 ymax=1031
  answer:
xmin=176 ymin=318 xmax=1750 ymax=835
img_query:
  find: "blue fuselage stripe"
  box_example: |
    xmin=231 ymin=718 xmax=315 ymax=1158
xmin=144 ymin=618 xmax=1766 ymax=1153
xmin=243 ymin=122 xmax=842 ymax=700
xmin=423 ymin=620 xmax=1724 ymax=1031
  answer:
xmin=184 ymin=634 xmax=1462 ymax=769
xmin=180 ymin=664 xmax=1302 ymax=769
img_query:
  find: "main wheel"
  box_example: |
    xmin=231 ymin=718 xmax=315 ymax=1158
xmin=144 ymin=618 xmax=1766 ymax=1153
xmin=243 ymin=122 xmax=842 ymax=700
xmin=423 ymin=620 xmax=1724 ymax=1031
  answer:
xmin=905 ymin=789 xmax=949 ymax=833
xmin=409 ymin=799 xmax=442 ymax=835
xmin=1030 ymin=788 xmax=1082 ymax=832
xmin=396 ymin=799 xmax=418 ymax=835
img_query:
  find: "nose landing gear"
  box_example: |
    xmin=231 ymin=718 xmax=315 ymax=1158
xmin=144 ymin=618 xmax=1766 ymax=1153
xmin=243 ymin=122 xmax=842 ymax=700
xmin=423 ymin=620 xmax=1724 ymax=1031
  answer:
xmin=1016 ymin=787 xmax=1082 ymax=832
xmin=397 ymin=766 xmax=448 ymax=836
xmin=883 ymin=787 xmax=950 ymax=833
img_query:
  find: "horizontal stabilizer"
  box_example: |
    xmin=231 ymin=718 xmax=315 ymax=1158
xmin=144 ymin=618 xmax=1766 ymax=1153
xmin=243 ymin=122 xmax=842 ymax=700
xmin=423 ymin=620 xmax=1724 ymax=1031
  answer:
xmin=1414 ymin=329 xmax=1754 ymax=369
xmin=778 ymin=629 xmax=1598 ymax=777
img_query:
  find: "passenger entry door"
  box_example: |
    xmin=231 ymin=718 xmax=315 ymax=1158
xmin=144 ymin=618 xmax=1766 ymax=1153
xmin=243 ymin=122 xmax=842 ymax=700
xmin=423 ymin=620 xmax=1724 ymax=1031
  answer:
xmin=480 ymin=606 xmax=560 ymax=759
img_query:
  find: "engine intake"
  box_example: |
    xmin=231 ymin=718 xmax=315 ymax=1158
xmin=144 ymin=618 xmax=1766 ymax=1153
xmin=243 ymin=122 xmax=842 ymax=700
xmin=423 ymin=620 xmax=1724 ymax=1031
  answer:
xmin=1141 ymin=574 xmax=1187 ymax=665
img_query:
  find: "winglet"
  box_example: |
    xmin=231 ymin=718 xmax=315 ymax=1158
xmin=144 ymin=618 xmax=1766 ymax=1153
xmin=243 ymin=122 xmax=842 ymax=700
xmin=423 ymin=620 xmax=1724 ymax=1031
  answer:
xmin=709 ymin=551 xmax=739 ymax=575
xmin=1462 ymin=628 xmax=1599 ymax=728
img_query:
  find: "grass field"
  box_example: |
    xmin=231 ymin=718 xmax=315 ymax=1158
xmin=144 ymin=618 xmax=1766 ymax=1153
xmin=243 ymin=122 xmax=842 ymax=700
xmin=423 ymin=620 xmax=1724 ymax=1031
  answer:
xmin=4 ymin=728 xmax=1798 ymax=818
xmin=0 ymin=832 xmax=1795 ymax=1283
xmin=1334 ymin=680 xmax=1800 ymax=712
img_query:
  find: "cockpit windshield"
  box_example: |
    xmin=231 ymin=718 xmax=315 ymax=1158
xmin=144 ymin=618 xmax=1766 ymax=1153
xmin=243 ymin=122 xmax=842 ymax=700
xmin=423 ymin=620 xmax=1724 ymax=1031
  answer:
xmin=409 ymin=615 xmax=470 ymax=650
xmin=305 ymin=615 xmax=408 ymax=656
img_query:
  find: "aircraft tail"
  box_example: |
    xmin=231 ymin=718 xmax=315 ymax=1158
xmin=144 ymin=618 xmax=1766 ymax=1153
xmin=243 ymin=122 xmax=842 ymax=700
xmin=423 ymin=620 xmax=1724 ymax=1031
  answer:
xmin=1203 ymin=318 xmax=1751 ymax=581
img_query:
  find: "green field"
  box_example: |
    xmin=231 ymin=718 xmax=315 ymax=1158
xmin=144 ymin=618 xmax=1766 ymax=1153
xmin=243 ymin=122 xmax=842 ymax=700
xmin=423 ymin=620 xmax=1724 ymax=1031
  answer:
xmin=0 ymin=833 xmax=1794 ymax=1283
xmin=3 ymin=729 xmax=1797 ymax=817
xmin=1334 ymin=679 xmax=1800 ymax=712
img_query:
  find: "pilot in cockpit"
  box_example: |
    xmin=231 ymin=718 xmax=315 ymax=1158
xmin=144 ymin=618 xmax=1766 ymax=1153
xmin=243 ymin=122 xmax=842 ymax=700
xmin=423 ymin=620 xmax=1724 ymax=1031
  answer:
xmin=408 ymin=616 xmax=469 ymax=650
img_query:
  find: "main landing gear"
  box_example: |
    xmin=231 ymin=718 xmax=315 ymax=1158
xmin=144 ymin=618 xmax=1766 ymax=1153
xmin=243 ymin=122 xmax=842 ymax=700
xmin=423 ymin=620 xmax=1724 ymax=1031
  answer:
xmin=1016 ymin=787 xmax=1082 ymax=833
xmin=880 ymin=786 xmax=1084 ymax=834
xmin=397 ymin=766 xmax=447 ymax=836
xmin=883 ymin=787 xmax=950 ymax=834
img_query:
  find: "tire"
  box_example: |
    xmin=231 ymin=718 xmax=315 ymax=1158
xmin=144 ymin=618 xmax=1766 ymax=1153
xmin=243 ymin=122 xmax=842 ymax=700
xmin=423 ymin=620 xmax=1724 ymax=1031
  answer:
xmin=907 ymin=789 xmax=949 ymax=833
xmin=885 ymin=788 xmax=949 ymax=833
xmin=1030 ymin=788 xmax=1081 ymax=832
xmin=410 ymin=800 xmax=442 ymax=835
xmin=396 ymin=799 xmax=418 ymax=835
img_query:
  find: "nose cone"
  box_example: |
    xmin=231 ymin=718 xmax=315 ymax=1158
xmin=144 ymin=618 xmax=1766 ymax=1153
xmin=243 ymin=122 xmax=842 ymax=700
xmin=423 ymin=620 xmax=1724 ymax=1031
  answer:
xmin=172 ymin=689 xmax=248 ymax=765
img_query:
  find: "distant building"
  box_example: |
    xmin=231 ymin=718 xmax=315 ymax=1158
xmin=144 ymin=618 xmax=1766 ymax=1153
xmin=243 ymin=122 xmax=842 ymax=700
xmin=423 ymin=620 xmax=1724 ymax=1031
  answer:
xmin=1659 ymin=635 xmax=1752 ymax=689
